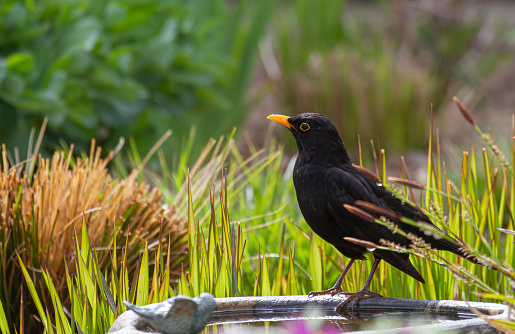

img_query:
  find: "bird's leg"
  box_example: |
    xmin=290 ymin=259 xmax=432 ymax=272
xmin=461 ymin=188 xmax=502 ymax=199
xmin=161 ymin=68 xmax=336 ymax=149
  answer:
xmin=308 ymin=259 xmax=355 ymax=297
xmin=336 ymin=257 xmax=383 ymax=313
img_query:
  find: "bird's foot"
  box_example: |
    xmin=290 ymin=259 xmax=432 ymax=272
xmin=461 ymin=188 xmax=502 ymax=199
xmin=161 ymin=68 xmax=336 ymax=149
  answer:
xmin=335 ymin=290 xmax=383 ymax=314
xmin=308 ymin=285 xmax=352 ymax=298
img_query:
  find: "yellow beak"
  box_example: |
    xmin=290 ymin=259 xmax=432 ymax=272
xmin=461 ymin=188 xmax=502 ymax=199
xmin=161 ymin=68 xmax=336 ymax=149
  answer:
xmin=267 ymin=114 xmax=293 ymax=130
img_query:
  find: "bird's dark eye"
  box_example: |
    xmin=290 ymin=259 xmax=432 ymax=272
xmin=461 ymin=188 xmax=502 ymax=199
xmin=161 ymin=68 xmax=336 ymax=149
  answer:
xmin=300 ymin=123 xmax=310 ymax=131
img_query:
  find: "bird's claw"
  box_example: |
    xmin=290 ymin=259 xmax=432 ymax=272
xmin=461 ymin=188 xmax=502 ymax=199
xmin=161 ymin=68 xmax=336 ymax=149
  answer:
xmin=335 ymin=290 xmax=383 ymax=314
xmin=308 ymin=286 xmax=352 ymax=298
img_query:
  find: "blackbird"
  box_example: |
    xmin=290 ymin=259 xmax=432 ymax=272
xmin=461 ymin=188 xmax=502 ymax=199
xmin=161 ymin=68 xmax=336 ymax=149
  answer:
xmin=268 ymin=112 xmax=487 ymax=311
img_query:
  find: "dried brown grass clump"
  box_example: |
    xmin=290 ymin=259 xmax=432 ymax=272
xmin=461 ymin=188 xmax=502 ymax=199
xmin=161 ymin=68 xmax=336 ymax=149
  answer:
xmin=0 ymin=142 xmax=187 ymax=299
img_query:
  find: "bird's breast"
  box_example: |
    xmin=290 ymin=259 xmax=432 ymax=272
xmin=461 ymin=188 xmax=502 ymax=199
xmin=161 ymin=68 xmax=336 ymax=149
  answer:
xmin=293 ymin=164 xmax=331 ymax=222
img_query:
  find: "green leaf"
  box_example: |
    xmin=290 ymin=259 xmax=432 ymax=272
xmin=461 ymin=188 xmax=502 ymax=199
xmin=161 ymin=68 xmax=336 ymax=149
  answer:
xmin=135 ymin=243 xmax=150 ymax=306
xmin=1 ymin=73 xmax=25 ymax=97
xmin=75 ymin=229 xmax=97 ymax=310
xmin=6 ymin=52 xmax=34 ymax=74
xmin=308 ymin=233 xmax=323 ymax=291
xmin=5 ymin=4 xmax=27 ymax=29
xmin=16 ymin=253 xmax=50 ymax=331
xmin=272 ymin=224 xmax=286 ymax=296
xmin=0 ymin=298 xmax=10 ymax=334
xmin=61 ymin=18 xmax=101 ymax=53
xmin=261 ymin=252 xmax=271 ymax=297
xmin=287 ymin=245 xmax=299 ymax=295
xmin=42 ymin=269 xmax=73 ymax=334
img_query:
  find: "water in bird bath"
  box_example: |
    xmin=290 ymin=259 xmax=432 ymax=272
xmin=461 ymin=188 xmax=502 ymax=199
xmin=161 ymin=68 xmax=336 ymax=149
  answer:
xmin=206 ymin=295 xmax=508 ymax=333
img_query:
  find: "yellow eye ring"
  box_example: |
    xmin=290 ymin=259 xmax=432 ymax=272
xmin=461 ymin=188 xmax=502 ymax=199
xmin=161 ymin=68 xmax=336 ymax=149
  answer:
xmin=300 ymin=123 xmax=310 ymax=131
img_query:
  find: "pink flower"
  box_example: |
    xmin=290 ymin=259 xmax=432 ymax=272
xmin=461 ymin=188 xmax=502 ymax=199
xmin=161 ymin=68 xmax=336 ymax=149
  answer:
xmin=284 ymin=319 xmax=342 ymax=334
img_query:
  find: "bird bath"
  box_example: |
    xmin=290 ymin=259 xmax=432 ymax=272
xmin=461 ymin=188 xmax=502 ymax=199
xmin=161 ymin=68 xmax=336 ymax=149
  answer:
xmin=208 ymin=295 xmax=509 ymax=333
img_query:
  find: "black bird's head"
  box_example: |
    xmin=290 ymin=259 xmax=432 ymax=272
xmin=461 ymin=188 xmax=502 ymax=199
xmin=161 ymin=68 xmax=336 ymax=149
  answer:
xmin=268 ymin=113 xmax=350 ymax=163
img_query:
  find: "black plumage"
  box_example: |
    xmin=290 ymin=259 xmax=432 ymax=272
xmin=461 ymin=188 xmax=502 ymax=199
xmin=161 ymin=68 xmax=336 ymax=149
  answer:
xmin=268 ymin=112 xmax=487 ymax=310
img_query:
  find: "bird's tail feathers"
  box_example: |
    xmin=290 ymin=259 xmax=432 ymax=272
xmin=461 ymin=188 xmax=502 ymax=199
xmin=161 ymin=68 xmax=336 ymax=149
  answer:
xmin=434 ymin=238 xmax=494 ymax=269
xmin=375 ymin=251 xmax=425 ymax=284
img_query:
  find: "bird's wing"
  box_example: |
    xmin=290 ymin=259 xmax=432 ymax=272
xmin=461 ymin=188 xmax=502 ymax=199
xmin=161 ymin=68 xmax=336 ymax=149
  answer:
xmin=359 ymin=169 xmax=491 ymax=269
xmin=326 ymin=164 xmax=477 ymax=262
xmin=354 ymin=168 xmax=464 ymax=254
xmin=325 ymin=166 xmax=409 ymax=246
xmin=325 ymin=166 xmax=426 ymax=282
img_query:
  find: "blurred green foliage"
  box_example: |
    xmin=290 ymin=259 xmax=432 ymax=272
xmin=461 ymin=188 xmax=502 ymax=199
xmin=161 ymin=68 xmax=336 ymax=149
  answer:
xmin=0 ymin=0 xmax=272 ymax=158
xmin=273 ymin=0 xmax=502 ymax=153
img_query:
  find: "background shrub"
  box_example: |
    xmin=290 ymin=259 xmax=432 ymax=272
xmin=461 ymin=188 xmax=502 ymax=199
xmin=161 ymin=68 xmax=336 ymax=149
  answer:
xmin=0 ymin=0 xmax=272 ymax=159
